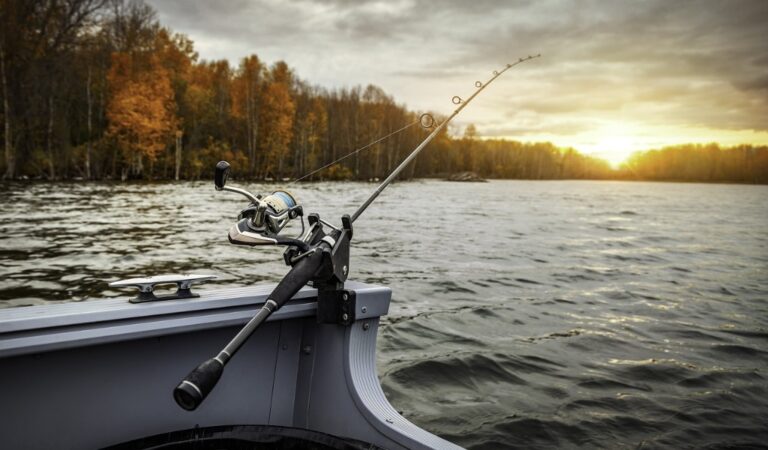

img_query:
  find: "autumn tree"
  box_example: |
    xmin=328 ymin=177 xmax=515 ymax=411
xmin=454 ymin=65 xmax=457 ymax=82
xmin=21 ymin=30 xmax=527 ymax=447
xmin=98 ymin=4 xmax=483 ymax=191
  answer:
xmin=152 ymin=29 xmax=195 ymax=179
xmin=462 ymin=124 xmax=478 ymax=173
xmin=292 ymin=85 xmax=327 ymax=179
xmin=106 ymin=52 xmax=177 ymax=179
xmin=0 ymin=0 xmax=109 ymax=179
xmin=232 ymin=55 xmax=263 ymax=177
xmin=259 ymin=61 xmax=295 ymax=179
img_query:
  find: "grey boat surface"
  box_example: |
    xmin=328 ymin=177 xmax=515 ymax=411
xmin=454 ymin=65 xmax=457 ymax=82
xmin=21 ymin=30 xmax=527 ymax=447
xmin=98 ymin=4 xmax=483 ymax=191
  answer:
xmin=0 ymin=280 xmax=463 ymax=449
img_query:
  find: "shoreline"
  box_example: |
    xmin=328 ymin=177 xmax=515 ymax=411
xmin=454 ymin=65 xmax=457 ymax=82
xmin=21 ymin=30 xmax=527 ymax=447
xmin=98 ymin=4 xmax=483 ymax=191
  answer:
xmin=1 ymin=177 xmax=766 ymax=186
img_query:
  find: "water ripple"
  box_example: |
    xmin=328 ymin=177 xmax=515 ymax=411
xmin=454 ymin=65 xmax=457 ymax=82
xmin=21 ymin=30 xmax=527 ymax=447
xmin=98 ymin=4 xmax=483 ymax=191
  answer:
xmin=2 ymin=180 xmax=768 ymax=448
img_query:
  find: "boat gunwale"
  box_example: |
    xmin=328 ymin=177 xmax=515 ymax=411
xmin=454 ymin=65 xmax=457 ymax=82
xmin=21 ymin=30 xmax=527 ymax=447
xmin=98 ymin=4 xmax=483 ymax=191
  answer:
xmin=0 ymin=281 xmax=388 ymax=332
xmin=0 ymin=281 xmax=391 ymax=358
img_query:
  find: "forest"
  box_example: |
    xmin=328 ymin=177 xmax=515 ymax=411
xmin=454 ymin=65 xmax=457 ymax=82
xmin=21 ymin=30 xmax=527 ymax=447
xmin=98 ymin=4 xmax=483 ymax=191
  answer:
xmin=1 ymin=0 xmax=766 ymax=184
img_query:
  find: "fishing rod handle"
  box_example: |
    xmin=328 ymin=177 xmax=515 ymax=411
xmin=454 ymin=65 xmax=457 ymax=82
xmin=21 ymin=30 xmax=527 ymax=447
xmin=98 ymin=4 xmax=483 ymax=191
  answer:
xmin=173 ymin=357 xmax=224 ymax=411
xmin=173 ymin=302 xmax=273 ymax=411
xmin=173 ymin=245 xmax=326 ymax=411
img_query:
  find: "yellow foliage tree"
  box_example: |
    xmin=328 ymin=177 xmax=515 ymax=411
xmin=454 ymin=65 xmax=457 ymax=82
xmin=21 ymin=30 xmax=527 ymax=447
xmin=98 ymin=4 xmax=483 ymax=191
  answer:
xmin=259 ymin=62 xmax=295 ymax=179
xmin=231 ymin=55 xmax=263 ymax=177
xmin=297 ymin=96 xmax=327 ymax=178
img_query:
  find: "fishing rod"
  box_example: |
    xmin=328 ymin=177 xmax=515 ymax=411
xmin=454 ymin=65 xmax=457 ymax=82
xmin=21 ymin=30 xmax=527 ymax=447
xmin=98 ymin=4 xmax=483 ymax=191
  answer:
xmin=173 ymin=55 xmax=540 ymax=411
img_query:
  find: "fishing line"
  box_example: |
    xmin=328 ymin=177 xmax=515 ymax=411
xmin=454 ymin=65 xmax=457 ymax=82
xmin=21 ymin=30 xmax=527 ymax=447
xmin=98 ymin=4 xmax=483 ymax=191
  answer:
xmin=290 ymin=113 xmax=435 ymax=184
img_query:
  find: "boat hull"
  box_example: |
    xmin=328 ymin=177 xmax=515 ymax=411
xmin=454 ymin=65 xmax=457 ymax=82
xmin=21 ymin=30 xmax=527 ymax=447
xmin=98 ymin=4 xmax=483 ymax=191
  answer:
xmin=0 ymin=282 xmax=462 ymax=450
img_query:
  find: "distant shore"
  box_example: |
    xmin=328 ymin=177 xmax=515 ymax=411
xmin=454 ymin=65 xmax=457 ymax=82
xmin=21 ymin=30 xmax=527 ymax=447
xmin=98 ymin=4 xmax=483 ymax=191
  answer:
xmin=2 ymin=175 xmax=766 ymax=186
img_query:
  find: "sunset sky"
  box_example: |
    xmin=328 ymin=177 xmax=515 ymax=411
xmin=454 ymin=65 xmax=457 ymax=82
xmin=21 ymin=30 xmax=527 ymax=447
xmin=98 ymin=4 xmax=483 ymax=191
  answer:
xmin=149 ymin=0 xmax=768 ymax=165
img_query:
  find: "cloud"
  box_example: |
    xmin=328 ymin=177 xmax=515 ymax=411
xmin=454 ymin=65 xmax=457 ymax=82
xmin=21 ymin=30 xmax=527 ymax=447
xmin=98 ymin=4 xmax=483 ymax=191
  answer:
xmin=147 ymin=0 xmax=768 ymax=144
xmin=482 ymin=120 xmax=594 ymax=137
xmin=734 ymin=74 xmax=768 ymax=92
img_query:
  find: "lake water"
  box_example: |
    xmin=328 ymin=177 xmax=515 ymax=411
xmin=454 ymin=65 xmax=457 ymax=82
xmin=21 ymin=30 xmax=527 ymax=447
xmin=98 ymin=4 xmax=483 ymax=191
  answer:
xmin=1 ymin=179 xmax=767 ymax=448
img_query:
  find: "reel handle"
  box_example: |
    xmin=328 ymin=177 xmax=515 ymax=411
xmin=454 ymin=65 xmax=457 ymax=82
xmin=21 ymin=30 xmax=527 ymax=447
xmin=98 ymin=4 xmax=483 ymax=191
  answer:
xmin=214 ymin=161 xmax=230 ymax=190
xmin=214 ymin=161 xmax=260 ymax=203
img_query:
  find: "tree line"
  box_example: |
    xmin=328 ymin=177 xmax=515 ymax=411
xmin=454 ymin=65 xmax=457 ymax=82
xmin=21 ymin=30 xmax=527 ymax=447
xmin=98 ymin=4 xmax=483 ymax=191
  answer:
xmin=1 ymin=0 xmax=766 ymax=184
xmin=0 ymin=0 xmax=439 ymax=182
xmin=619 ymin=144 xmax=768 ymax=184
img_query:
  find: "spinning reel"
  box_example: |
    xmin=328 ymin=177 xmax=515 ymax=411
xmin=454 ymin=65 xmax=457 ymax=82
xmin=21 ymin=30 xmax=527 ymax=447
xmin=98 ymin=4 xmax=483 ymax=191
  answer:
xmin=214 ymin=161 xmax=309 ymax=251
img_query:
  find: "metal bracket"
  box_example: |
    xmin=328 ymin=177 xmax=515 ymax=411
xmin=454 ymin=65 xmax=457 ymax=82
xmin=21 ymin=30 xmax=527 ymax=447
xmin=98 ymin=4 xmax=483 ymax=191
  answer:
xmin=109 ymin=274 xmax=217 ymax=304
xmin=312 ymin=214 xmax=352 ymax=285
xmin=316 ymin=289 xmax=356 ymax=325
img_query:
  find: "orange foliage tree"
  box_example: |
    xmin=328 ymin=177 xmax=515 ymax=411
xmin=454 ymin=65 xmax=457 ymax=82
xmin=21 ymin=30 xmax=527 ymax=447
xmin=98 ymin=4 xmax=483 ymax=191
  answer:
xmin=106 ymin=52 xmax=178 ymax=178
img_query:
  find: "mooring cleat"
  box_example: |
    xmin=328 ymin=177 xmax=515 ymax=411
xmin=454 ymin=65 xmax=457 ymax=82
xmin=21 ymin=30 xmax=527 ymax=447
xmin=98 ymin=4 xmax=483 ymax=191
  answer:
xmin=109 ymin=274 xmax=217 ymax=303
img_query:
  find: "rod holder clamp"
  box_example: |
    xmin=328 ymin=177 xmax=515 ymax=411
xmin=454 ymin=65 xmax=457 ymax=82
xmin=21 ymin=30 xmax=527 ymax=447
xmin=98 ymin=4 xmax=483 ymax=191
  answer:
xmin=317 ymin=289 xmax=357 ymax=325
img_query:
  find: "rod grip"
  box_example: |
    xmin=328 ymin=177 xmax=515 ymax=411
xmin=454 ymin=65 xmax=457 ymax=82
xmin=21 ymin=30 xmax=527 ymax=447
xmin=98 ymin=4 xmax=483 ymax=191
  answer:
xmin=173 ymin=358 xmax=224 ymax=411
xmin=270 ymin=247 xmax=325 ymax=309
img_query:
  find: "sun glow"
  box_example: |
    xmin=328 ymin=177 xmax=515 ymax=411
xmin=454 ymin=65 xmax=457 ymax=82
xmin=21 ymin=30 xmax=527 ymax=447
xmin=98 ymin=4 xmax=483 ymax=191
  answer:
xmin=565 ymin=122 xmax=666 ymax=168
xmin=494 ymin=120 xmax=768 ymax=169
xmin=587 ymin=135 xmax=642 ymax=167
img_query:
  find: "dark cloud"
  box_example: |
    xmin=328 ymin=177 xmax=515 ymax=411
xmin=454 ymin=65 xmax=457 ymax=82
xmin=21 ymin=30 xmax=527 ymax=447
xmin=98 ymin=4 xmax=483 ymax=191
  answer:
xmin=734 ymin=75 xmax=768 ymax=92
xmin=147 ymin=0 xmax=768 ymax=143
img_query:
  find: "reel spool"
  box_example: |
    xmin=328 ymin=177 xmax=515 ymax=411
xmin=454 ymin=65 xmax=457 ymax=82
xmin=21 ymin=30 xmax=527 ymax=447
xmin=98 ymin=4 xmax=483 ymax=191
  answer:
xmin=229 ymin=190 xmax=305 ymax=247
xmin=246 ymin=191 xmax=301 ymax=234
